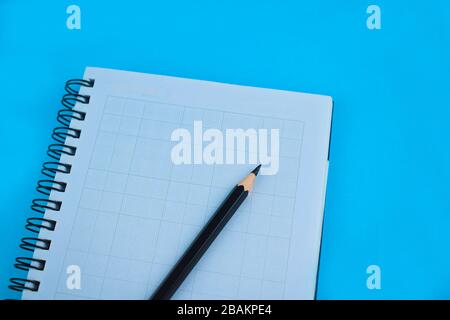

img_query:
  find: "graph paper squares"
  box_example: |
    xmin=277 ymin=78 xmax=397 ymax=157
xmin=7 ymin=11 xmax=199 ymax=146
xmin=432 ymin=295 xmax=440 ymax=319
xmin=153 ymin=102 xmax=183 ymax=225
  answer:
xmin=56 ymin=95 xmax=304 ymax=299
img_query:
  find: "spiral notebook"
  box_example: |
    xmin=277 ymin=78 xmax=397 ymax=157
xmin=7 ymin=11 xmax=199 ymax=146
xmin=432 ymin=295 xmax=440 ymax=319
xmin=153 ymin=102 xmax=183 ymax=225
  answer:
xmin=10 ymin=67 xmax=333 ymax=300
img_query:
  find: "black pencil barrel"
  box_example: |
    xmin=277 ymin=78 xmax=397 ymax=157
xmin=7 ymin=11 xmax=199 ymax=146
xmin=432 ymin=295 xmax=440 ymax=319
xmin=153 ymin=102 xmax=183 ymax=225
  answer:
xmin=151 ymin=185 xmax=248 ymax=300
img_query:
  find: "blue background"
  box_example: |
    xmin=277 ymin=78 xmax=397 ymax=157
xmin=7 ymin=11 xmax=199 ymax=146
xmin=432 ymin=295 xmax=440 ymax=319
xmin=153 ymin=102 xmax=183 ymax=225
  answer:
xmin=1 ymin=1 xmax=449 ymax=299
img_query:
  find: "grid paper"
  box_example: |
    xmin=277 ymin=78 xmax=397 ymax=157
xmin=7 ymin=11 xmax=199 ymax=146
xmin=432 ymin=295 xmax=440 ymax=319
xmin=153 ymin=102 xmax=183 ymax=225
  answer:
xmin=54 ymin=96 xmax=304 ymax=300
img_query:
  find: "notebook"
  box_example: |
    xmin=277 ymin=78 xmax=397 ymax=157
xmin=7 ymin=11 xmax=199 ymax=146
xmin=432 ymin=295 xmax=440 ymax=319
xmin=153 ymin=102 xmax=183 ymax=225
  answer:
xmin=10 ymin=67 xmax=333 ymax=300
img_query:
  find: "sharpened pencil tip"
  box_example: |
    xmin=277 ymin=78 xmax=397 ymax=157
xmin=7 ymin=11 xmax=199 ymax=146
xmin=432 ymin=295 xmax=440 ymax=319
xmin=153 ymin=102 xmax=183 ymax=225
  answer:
xmin=251 ymin=164 xmax=262 ymax=176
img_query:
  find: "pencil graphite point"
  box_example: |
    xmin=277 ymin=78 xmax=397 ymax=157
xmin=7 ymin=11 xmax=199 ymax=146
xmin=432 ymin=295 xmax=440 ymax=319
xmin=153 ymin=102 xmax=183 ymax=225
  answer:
xmin=251 ymin=164 xmax=261 ymax=176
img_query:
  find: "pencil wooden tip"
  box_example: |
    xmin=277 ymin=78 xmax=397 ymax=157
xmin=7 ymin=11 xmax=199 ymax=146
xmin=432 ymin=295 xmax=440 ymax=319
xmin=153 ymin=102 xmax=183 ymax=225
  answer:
xmin=251 ymin=165 xmax=261 ymax=176
xmin=239 ymin=166 xmax=261 ymax=192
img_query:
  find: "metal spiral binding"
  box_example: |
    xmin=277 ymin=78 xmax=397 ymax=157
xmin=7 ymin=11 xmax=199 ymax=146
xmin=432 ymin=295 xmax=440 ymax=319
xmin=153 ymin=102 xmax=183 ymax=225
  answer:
xmin=9 ymin=78 xmax=95 ymax=293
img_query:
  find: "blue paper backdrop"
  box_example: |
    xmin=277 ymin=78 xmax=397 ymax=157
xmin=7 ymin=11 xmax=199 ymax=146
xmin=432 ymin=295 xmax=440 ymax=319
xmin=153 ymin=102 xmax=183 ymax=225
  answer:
xmin=1 ymin=0 xmax=449 ymax=299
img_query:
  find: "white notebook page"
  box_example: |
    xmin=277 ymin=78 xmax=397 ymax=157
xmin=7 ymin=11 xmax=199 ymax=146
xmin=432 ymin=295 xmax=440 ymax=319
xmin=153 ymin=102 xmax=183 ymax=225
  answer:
xmin=24 ymin=67 xmax=332 ymax=299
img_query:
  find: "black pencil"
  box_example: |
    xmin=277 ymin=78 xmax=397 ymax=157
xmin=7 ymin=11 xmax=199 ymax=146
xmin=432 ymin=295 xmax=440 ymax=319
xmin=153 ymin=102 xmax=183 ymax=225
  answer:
xmin=150 ymin=165 xmax=261 ymax=300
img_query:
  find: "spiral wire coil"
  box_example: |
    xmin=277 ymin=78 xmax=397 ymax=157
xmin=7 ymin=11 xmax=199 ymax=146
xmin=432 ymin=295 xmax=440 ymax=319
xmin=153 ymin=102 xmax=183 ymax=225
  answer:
xmin=8 ymin=78 xmax=95 ymax=293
